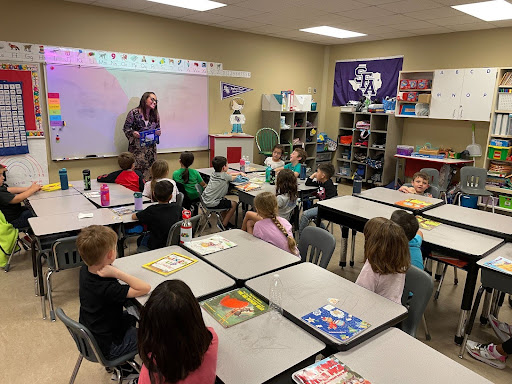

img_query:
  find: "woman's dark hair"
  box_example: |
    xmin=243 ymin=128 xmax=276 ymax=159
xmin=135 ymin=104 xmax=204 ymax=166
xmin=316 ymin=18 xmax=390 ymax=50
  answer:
xmin=138 ymin=92 xmax=160 ymax=123
xmin=276 ymin=168 xmax=298 ymax=202
xmin=180 ymin=151 xmax=195 ymax=184
xmin=138 ymin=280 xmax=212 ymax=383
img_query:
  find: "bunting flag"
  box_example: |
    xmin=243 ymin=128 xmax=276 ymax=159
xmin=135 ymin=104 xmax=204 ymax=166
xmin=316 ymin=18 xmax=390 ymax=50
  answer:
xmin=221 ymin=82 xmax=253 ymax=100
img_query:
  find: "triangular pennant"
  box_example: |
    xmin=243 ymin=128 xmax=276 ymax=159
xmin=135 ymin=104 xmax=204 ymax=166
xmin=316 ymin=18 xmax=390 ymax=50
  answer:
xmin=221 ymin=82 xmax=253 ymax=100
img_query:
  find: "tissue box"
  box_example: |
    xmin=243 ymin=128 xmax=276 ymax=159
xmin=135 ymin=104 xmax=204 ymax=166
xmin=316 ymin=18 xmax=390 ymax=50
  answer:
xmin=397 ymin=92 xmax=418 ymax=101
xmin=399 ymin=104 xmax=416 ymax=115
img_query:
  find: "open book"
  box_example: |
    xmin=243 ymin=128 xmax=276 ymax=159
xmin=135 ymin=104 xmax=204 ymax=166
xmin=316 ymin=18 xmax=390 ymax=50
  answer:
xmin=142 ymin=252 xmax=197 ymax=276
xmin=416 ymin=216 xmax=441 ymax=231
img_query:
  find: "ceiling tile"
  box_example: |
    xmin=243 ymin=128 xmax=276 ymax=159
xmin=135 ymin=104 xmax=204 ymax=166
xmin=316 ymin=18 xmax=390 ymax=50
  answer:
xmin=429 ymin=14 xmax=482 ymax=26
xmin=402 ymin=6 xmax=461 ymax=20
xmin=308 ymin=0 xmax=362 ymax=13
xmin=378 ymin=0 xmax=441 ymax=13
xmin=246 ymin=24 xmax=293 ymax=34
xmin=305 ymin=13 xmax=354 ymax=27
xmin=365 ymin=14 xmax=419 ymax=26
xmin=446 ymin=22 xmax=497 ymax=31
xmin=490 ymin=19 xmax=512 ymax=27
xmin=65 ymin=0 xmax=95 ymax=3
xmin=181 ymin=12 xmax=232 ymax=25
xmin=339 ymin=22 xmax=398 ymax=34
xmin=339 ymin=6 xmax=396 ymax=20
xmin=214 ymin=18 xmax=265 ymax=29
xmin=141 ymin=4 xmax=197 ymax=17
xmin=235 ymin=0 xmax=296 ymax=12
xmin=209 ymin=4 xmax=266 ymax=18
xmin=378 ymin=30 xmax=418 ymax=39
xmin=93 ymin=0 xmax=151 ymax=11
xmin=358 ymin=0 xmax=404 ymax=5
xmin=392 ymin=20 xmax=439 ymax=30
xmin=411 ymin=26 xmax=454 ymax=35
xmin=433 ymin=0 xmax=484 ymax=5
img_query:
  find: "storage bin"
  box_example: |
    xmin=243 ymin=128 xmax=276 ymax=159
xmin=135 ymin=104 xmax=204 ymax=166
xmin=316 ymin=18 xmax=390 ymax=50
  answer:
xmin=498 ymin=93 xmax=512 ymax=111
xmin=490 ymin=139 xmax=512 ymax=147
xmin=339 ymin=166 xmax=351 ymax=177
xmin=317 ymin=143 xmax=326 ymax=152
xmin=396 ymin=145 xmax=414 ymax=156
xmin=499 ymin=195 xmax=512 ymax=210
xmin=488 ymin=145 xmax=512 ymax=161
xmin=316 ymin=152 xmax=331 ymax=162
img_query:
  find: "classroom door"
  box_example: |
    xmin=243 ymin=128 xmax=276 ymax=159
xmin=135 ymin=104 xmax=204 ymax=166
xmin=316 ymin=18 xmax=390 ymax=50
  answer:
xmin=459 ymin=68 xmax=497 ymax=122
xmin=430 ymin=69 xmax=465 ymax=120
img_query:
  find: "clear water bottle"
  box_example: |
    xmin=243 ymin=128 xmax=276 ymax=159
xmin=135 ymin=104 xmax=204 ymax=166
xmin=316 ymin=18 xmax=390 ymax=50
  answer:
xmin=59 ymin=168 xmax=69 ymax=190
xmin=245 ymin=156 xmax=250 ymax=170
xmin=269 ymin=273 xmax=283 ymax=319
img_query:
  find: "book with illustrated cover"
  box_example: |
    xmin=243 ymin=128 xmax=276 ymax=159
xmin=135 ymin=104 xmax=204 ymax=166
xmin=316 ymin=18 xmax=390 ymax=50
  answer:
xmin=483 ymin=256 xmax=512 ymax=275
xmin=416 ymin=216 xmax=441 ymax=231
xmin=235 ymin=183 xmax=262 ymax=192
xmin=292 ymin=355 xmax=371 ymax=384
xmin=142 ymin=252 xmax=197 ymax=276
xmin=200 ymin=287 xmax=268 ymax=328
xmin=301 ymin=305 xmax=371 ymax=343
xmin=111 ymin=206 xmax=134 ymax=216
xmin=395 ymin=198 xmax=432 ymax=210
xmin=183 ymin=235 xmax=237 ymax=256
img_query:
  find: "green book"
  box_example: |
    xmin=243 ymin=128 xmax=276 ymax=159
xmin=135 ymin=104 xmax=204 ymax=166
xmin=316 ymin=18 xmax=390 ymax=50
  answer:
xmin=200 ymin=288 xmax=268 ymax=328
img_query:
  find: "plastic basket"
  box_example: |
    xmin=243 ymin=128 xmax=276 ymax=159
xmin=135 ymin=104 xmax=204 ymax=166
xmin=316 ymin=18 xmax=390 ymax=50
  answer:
xmin=498 ymin=93 xmax=512 ymax=111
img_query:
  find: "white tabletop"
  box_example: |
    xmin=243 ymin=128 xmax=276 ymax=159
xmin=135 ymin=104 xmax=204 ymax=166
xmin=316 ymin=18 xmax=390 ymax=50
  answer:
xmin=202 ymin=309 xmax=325 ymax=384
xmin=335 ymin=328 xmax=492 ymax=384
xmin=395 ymin=154 xmax=474 ymax=165
xmin=113 ymin=246 xmax=236 ymax=306
xmin=356 ymin=187 xmax=443 ymax=212
xmin=71 ymin=179 xmax=150 ymax=208
xmin=182 ymin=229 xmax=301 ymax=282
xmin=228 ymin=162 xmax=267 ymax=172
xmin=319 ymin=195 xmax=410 ymax=220
xmin=28 ymin=194 xmax=97 ymax=217
xmin=72 ymin=179 xmax=132 ymax=194
xmin=246 ymin=263 xmax=407 ymax=349
xmin=423 ymin=204 xmax=512 ymax=238
xmin=28 ymin=187 xmax=81 ymax=200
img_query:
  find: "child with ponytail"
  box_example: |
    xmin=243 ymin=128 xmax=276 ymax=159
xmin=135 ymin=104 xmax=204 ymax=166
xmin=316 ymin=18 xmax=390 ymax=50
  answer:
xmin=252 ymin=192 xmax=299 ymax=257
xmin=173 ymin=151 xmax=206 ymax=209
xmin=143 ymin=160 xmax=177 ymax=203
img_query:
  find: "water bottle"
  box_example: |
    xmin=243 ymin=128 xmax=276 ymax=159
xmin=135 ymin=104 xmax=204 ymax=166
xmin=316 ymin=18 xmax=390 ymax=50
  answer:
xmin=245 ymin=156 xmax=251 ymax=170
xmin=353 ymin=175 xmax=362 ymax=194
xmin=180 ymin=209 xmax=193 ymax=244
xmin=239 ymin=156 xmax=246 ymax=173
xmin=270 ymin=169 xmax=276 ymax=185
xmin=59 ymin=168 xmax=69 ymax=190
xmin=269 ymin=274 xmax=283 ymax=319
xmin=134 ymin=192 xmax=143 ymax=211
xmin=265 ymin=166 xmax=272 ymax=183
xmin=100 ymin=184 xmax=110 ymax=206
xmin=300 ymin=164 xmax=307 ymax=180
xmin=82 ymin=169 xmax=91 ymax=191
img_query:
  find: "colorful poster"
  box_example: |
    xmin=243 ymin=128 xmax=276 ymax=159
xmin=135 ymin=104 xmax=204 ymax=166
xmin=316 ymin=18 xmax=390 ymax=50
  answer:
xmin=0 ymin=81 xmax=28 ymax=155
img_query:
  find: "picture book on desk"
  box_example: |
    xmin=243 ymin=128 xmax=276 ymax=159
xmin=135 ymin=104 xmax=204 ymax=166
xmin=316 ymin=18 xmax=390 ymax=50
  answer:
xmin=301 ymin=305 xmax=371 ymax=343
xmin=200 ymin=287 xmax=268 ymax=328
xmin=483 ymin=256 xmax=512 ymax=275
xmin=111 ymin=206 xmax=134 ymax=216
xmin=416 ymin=216 xmax=441 ymax=231
xmin=292 ymin=355 xmax=371 ymax=384
xmin=395 ymin=198 xmax=432 ymax=210
xmin=183 ymin=235 xmax=237 ymax=255
xmin=234 ymin=183 xmax=261 ymax=192
xmin=142 ymin=252 xmax=197 ymax=276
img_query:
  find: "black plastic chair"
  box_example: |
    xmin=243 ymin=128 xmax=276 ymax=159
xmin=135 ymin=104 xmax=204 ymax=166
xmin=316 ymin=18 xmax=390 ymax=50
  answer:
xmin=297 ymin=226 xmax=336 ymax=269
xmin=195 ymin=184 xmax=230 ymax=235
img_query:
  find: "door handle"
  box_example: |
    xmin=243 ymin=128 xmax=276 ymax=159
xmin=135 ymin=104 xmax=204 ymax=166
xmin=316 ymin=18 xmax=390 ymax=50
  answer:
xmin=459 ymin=106 xmax=463 ymax=119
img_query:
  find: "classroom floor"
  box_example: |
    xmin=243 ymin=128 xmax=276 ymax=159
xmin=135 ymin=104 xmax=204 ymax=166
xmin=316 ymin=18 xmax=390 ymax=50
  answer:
xmin=1 ymin=183 xmax=511 ymax=383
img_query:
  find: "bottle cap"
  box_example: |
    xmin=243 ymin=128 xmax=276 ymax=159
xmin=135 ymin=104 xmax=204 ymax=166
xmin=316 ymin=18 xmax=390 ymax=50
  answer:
xmin=134 ymin=192 xmax=142 ymax=198
xmin=182 ymin=209 xmax=191 ymax=219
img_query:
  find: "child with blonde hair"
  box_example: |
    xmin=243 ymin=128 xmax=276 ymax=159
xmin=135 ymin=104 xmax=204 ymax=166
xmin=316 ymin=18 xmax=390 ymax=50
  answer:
xmin=143 ymin=159 xmax=177 ymax=203
xmin=252 ymin=192 xmax=299 ymax=256
xmin=355 ymin=217 xmax=410 ymax=304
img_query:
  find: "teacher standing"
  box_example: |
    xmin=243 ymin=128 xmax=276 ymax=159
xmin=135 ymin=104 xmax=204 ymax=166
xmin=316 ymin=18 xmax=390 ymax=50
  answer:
xmin=123 ymin=92 xmax=161 ymax=179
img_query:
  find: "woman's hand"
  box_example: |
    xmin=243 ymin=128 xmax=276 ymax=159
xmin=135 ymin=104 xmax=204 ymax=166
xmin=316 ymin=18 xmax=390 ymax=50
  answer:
xmin=155 ymin=129 xmax=161 ymax=136
xmin=133 ymin=131 xmax=140 ymax=139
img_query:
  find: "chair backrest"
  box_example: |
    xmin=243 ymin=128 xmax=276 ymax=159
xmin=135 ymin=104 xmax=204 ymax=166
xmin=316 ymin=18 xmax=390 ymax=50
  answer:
xmin=56 ymin=307 xmax=108 ymax=365
xmin=195 ymin=183 xmax=208 ymax=210
xmin=176 ymin=192 xmax=184 ymax=209
xmin=297 ymin=227 xmax=336 ymax=269
xmin=402 ymin=183 xmax=440 ymax=199
xmin=419 ymin=168 xmax=440 ymax=188
xmin=400 ymin=266 xmax=434 ymax=337
xmin=460 ymin=166 xmax=488 ymax=195
xmin=255 ymin=128 xmax=279 ymax=153
xmin=51 ymin=236 xmax=84 ymax=271
xmin=166 ymin=215 xmax=202 ymax=246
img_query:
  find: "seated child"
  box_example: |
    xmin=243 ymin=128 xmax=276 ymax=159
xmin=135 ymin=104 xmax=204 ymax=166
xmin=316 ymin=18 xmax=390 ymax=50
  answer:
xmin=77 ymin=225 xmax=150 ymax=364
xmin=133 ymin=180 xmax=181 ymax=251
xmin=299 ymin=162 xmax=337 ymax=235
xmin=201 ymin=156 xmax=239 ymax=229
xmin=390 ymin=209 xmax=424 ymax=270
xmin=398 ymin=171 xmax=432 ymax=197
xmin=142 ymin=159 xmax=177 ymax=203
xmin=264 ymin=144 xmax=285 ymax=169
xmin=0 ymin=163 xmax=40 ymax=228
xmin=138 ymin=280 xmax=218 ymax=384
xmin=252 ymin=192 xmax=299 ymax=256
xmin=355 ymin=217 xmax=410 ymax=304
xmin=276 ymin=148 xmax=307 ymax=177
xmin=97 ymin=152 xmax=144 ymax=192
xmin=172 ymin=151 xmax=206 ymax=209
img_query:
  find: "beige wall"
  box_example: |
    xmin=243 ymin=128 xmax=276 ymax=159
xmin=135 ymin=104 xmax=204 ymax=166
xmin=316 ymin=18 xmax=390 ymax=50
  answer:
xmin=1 ymin=0 xmax=324 ymax=182
xmin=326 ymin=28 xmax=512 ymax=168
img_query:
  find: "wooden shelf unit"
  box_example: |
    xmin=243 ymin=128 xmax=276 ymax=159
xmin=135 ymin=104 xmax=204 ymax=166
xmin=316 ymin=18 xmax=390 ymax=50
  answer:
xmin=394 ymin=70 xmax=434 ymax=118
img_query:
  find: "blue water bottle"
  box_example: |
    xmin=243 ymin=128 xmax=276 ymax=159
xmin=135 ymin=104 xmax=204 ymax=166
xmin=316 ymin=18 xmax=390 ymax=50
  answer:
xmin=300 ymin=164 xmax=307 ymax=180
xmin=59 ymin=168 xmax=69 ymax=190
xmin=353 ymin=175 xmax=362 ymax=195
xmin=265 ymin=166 xmax=272 ymax=183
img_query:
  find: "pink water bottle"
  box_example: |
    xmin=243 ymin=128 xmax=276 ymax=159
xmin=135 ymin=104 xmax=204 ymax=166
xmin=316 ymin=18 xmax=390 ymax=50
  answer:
xmin=239 ymin=156 xmax=246 ymax=173
xmin=100 ymin=184 xmax=110 ymax=206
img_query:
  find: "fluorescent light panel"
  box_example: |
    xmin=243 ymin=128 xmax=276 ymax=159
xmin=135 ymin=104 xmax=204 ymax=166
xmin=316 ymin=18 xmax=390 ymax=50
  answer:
xmin=147 ymin=0 xmax=226 ymax=12
xmin=452 ymin=0 xmax=512 ymax=21
xmin=300 ymin=26 xmax=366 ymax=39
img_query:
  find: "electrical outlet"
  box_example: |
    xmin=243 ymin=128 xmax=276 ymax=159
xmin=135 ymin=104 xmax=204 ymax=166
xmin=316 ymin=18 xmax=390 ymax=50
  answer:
xmin=313 ymin=88 xmax=317 ymax=94
xmin=308 ymin=87 xmax=312 ymax=94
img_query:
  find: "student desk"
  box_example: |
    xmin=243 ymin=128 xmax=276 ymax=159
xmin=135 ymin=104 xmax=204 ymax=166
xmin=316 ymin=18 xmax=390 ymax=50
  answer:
xmin=71 ymin=179 xmax=150 ymax=208
xmin=245 ymin=263 xmax=408 ymax=351
xmin=113 ymin=246 xmax=236 ymax=306
xmin=459 ymin=243 xmax=512 ymax=359
xmin=228 ymin=162 xmax=267 ymax=173
xmin=335 ymin=328 xmax=492 ymax=384
xmin=355 ymin=187 xmax=444 ymax=213
xmin=27 ymin=194 xmax=97 ymax=216
xmin=28 ymin=187 xmax=81 ymax=200
xmin=316 ymin=195 xmax=504 ymax=344
xmin=181 ymin=229 xmax=301 ymax=285
xmin=422 ymin=204 xmax=512 ymax=241
xmin=202 ymin=309 xmax=326 ymax=384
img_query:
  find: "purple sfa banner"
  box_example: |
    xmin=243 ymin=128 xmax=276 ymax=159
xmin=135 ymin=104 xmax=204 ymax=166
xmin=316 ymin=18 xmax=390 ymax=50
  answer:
xmin=332 ymin=56 xmax=403 ymax=106
xmin=221 ymin=82 xmax=253 ymax=100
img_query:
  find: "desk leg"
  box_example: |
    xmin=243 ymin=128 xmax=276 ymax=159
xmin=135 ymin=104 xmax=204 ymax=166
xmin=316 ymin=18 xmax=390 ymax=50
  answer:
xmin=349 ymin=229 xmax=356 ymax=267
xmin=479 ymin=288 xmax=493 ymax=324
xmin=458 ymin=285 xmax=485 ymax=359
xmin=339 ymin=226 xmax=349 ymax=268
xmin=394 ymin=158 xmax=400 ymax=189
xmin=455 ymin=261 xmax=478 ymax=344
xmin=31 ymin=240 xmax=38 ymax=297
xmin=35 ymin=242 xmax=46 ymax=320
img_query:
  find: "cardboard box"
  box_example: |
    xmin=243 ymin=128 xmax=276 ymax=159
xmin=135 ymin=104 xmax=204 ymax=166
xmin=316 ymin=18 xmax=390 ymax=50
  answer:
xmin=418 ymin=94 xmax=431 ymax=104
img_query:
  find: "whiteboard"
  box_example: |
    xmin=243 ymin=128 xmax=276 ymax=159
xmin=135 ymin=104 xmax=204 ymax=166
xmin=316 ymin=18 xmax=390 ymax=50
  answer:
xmin=0 ymin=138 xmax=49 ymax=187
xmin=45 ymin=64 xmax=208 ymax=160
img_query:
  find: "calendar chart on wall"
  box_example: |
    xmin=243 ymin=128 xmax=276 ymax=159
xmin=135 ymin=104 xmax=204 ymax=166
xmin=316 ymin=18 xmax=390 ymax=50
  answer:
xmin=0 ymin=81 xmax=28 ymax=155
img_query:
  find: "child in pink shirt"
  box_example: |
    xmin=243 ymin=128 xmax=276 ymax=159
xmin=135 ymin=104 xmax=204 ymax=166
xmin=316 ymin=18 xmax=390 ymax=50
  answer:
xmin=137 ymin=280 xmax=218 ymax=384
xmin=355 ymin=217 xmax=410 ymax=304
xmin=252 ymin=192 xmax=299 ymax=257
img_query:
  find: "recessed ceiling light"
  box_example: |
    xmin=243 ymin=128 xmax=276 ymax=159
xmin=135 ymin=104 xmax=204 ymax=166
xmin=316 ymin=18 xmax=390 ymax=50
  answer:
xmin=147 ymin=0 xmax=227 ymax=12
xmin=299 ymin=26 xmax=366 ymax=39
xmin=452 ymin=0 xmax=512 ymax=21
